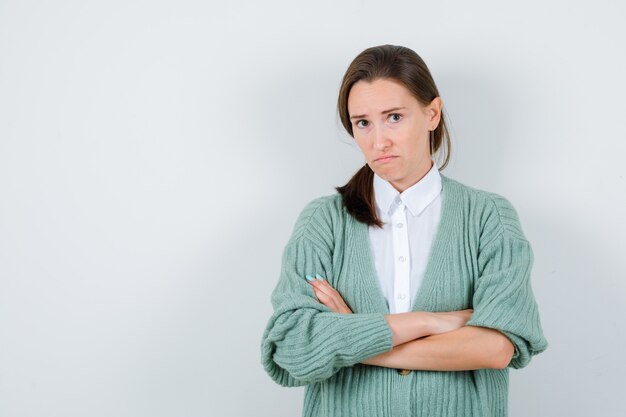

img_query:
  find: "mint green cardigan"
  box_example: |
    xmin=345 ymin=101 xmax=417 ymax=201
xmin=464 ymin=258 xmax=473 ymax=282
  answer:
xmin=260 ymin=174 xmax=548 ymax=417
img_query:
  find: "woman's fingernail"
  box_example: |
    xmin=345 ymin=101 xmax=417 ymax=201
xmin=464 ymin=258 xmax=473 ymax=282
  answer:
xmin=315 ymin=273 xmax=324 ymax=281
xmin=305 ymin=274 xmax=314 ymax=282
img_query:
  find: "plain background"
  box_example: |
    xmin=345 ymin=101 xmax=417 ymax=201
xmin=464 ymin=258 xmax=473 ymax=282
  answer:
xmin=1 ymin=1 xmax=625 ymax=416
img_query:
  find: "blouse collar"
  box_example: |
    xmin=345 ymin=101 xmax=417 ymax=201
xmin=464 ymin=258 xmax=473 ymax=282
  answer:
xmin=373 ymin=160 xmax=442 ymax=218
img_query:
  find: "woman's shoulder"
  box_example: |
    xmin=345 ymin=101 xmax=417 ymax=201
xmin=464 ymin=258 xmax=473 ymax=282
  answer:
xmin=289 ymin=193 xmax=345 ymax=246
xmin=441 ymin=174 xmax=528 ymax=241
xmin=441 ymin=173 xmax=510 ymax=203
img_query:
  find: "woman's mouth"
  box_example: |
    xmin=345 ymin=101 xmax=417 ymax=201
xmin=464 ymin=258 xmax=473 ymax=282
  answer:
xmin=376 ymin=156 xmax=397 ymax=163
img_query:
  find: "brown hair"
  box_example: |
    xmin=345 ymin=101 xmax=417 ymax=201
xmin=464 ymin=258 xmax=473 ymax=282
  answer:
xmin=334 ymin=44 xmax=451 ymax=227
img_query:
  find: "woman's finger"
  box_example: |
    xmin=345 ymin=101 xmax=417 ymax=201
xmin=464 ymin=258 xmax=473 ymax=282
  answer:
xmin=310 ymin=279 xmax=338 ymax=302
xmin=312 ymin=287 xmax=337 ymax=308
xmin=306 ymin=275 xmax=333 ymax=300
xmin=307 ymin=277 xmax=341 ymax=310
xmin=307 ymin=275 xmax=352 ymax=314
xmin=315 ymin=276 xmax=353 ymax=313
xmin=312 ymin=286 xmax=342 ymax=312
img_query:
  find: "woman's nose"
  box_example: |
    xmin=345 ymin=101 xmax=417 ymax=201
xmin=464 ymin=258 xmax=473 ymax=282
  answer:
xmin=373 ymin=126 xmax=391 ymax=150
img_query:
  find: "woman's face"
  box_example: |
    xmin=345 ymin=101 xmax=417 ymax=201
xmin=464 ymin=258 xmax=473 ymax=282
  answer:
xmin=347 ymin=78 xmax=442 ymax=193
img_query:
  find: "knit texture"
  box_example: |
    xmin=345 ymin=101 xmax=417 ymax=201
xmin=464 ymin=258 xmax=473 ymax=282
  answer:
xmin=260 ymin=174 xmax=548 ymax=417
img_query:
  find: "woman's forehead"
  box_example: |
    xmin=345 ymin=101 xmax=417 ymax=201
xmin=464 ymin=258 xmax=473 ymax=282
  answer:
xmin=348 ymin=78 xmax=417 ymax=114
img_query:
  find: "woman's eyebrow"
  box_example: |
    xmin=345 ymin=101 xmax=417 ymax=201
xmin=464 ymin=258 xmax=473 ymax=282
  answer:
xmin=350 ymin=107 xmax=406 ymax=120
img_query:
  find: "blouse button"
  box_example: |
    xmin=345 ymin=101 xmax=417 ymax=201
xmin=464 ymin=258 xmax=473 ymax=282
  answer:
xmin=396 ymin=223 xmax=404 ymax=228
xmin=398 ymin=369 xmax=411 ymax=376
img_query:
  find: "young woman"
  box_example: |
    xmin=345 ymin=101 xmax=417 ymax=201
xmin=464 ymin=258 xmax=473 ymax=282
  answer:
xmin=261 ymin=44 xmax=547 ymax=417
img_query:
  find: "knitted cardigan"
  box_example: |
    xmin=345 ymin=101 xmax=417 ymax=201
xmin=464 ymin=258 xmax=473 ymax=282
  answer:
xmin=260 ymin=174 xmax=548 ymax=417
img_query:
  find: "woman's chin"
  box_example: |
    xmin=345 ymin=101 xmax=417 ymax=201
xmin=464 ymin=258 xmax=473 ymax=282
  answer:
xmin=372 ymin=168 xmax=399 ymax=182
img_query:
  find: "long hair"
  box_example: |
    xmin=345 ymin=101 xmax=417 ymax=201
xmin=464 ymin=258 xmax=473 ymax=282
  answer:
xmin=335 ymin=45 xmax=451 ymax=227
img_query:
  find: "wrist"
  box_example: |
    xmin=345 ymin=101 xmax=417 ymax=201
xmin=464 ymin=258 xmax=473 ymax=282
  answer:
xmin=415 ymin=311 xmax=436 ymax=336
xmin=383 ymin=311 xmax=438 ymax=346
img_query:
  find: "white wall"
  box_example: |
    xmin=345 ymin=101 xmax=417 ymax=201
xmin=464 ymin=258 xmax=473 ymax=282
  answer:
xmin=1 ymin=1 xmax=624 ymax=416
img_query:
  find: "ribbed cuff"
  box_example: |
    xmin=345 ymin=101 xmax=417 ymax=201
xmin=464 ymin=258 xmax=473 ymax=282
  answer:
xmin=338 ymin=313 xmax=394 ymax=365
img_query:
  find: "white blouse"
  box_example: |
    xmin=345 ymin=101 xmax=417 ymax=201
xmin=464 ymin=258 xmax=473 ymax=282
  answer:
xmin=368 ymin=161 xmax=442 ymax=314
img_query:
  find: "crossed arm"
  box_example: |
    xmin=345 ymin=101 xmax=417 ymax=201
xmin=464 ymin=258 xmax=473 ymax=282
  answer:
xmin=307 ymin=276 xmax=514 ymax=371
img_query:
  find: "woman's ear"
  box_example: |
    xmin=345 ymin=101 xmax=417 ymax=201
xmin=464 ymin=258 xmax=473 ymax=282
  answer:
xmin=429 ymin=97 xmax=443 ymax=128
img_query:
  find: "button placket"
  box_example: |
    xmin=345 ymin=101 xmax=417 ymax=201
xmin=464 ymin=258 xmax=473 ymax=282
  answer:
xmin=391 ymin=201 xmax=410 ymax=313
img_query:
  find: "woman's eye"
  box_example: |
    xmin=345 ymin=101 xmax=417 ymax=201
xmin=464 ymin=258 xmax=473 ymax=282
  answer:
xmin=389 ymin=113 xmax=402 ymax=123
xmin=356 ymin=120 xmax=368 ymax=128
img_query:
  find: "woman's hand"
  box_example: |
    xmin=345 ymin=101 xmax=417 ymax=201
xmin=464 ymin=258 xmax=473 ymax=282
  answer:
xmin=429 ymin=310 xmax=473 ymax=334
xmin=305 ymin=274 xmax=473 ymax=343
xmin=306 ymin=274 xmax=353 ymax=314
xmin=382 ymin=309 xmax=473 ymax=346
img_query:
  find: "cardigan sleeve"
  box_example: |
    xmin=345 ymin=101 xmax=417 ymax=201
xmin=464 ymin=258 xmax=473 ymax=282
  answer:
xmin=260 ymin=199 xmax=394 ymax=387
xmin=465 ymin=195 xmax=548 ymax=369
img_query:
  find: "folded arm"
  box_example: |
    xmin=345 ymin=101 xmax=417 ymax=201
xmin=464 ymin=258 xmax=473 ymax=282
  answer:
xmin=310 ymin=275 xmax=512 ymax=371
xmin=309 ymin=276 xmax=473 ymax=346
xmin=261 ymin=221 xmax=396 ymax=387
xmin=361 ymin=325 xmax=515 ymax=371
